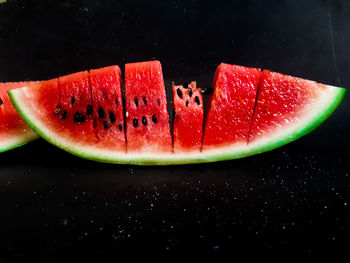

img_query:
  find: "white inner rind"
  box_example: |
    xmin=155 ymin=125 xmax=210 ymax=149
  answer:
xmin=9 ymin=85 xmax=345 ymax=165
xmin=0 ymin=130 xmax=38 ymax=152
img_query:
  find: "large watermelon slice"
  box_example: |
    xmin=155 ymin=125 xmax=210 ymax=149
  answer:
xmin=8 ymin=61 xmax=346 ymax=165
xmin=0 ymin=81 xmax=39 ymax=152
xmin=172 ymin=81 xmax=203 ymax=153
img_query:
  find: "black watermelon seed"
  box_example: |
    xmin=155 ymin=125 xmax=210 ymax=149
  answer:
xmin=93 ymin=118 xmax=97 ymax=128
xmin=118 ymin=123 xmax=123 ymax=131
xmin=98 ymin=106 xmax=105 ymax=119
xmin=142 ymin=116 xmax=147 ymax=126
xmin=188 ymin=88 xmax=193 ymax=97
xmin=201 ymin=88 xmax=214 ymax=95
xmin=86 ymin=105 xmax=93 ymax=116
xmin=134 ymin=98 xmax=139 ymax=107
xmin=103 ymin=121 xmax=108 ymax=130
xmin=74 ymin=112 xmax=86 ymax=123
xmin=186 ymin=101 xmax=189 ymax=107
xmin=71 ymin=96 xmax=75 ymax=105
xmin=109 ymin=111 xmax=116 ymax=123
xmin=133 ymin=118 xmax=138 ymax=127
xmin=0 ymin=98 xmax=3 ymax=105
xmin=142 ymin=97 xmax=147 ymax=105
xmin=61 ymin=111 xmax=67 ymax=120
xmin=195 ymin=96 xmax=200 ymax=105
xmin=183 ymin=82 xmax=189 ymax=89
xmin=176 ymin=88 xmax=183 ymax=99
xmin=152 ymin=114 xmax=157 ymax=123
xmin=157 ymin=99 xmax=160 ymax=106
xmin=115 ymin=98 xmax=118 ymax=106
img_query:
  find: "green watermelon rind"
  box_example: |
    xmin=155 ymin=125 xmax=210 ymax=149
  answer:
xmin=0 ymin=132 xmax=39 ymax=153
xmin=8 ymin=85 xmax=346 ymax=165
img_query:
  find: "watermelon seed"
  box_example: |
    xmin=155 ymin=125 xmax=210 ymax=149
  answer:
xmin=93 ymin=118 xmax=97 ymax=128
xmin=133 ymin=118 xmax=138 ymax=127
xmin=109 ymin=112 xmax=116 ymax=123
xmin=134 ymin=98 xmax=139 ymax=107
xmin=195 ymin=96 xmax=200 ymax=105
xmin=98 ymin=107 xmax=105 ymax=119
xmin=186 ymin=101 xmax=189 ymax=107
xmin=0 ymin=98 xmax=3 ymax=105
xmin=188 ymin=88 xmax=193 ymax=97
xmin=71 ymin=96 xmax=75 ymax=105
xmin=103 ymin=121 xmax=108 ymax=130
xmin=86 ymin=105 xmax=93 ymax=116
xmin=152 ymin=114 xmax=157 ymax=123
xmin=142 ymin=116 xmax=147 ymax=126
xmin=157 ymin=99 xmax=160 ymax=106
xmin=74 ymin=112 xmax=86 ymax=123
xmin=115 ymin=98 xmax=118 ymax=106
xmin=54 ymin=106 xmax=61 ymax=115
xmin=61 ymin=111 xmax=67 ymax=120
xmin=142 ymin=97 xmax=147 ymax=105
xmin=118 ymin=123 xmax=123 ymax=131
xmin=177 ymin=88 xmax=183 ymax=99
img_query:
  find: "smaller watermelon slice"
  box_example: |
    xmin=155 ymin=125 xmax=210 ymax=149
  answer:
xmin=0 ymin=81 xmax=39 ymax=152
xmin=248 ymin=70 xmax=347 ymax=154
xmin=172 ymin=81 xmax=203 ymax=152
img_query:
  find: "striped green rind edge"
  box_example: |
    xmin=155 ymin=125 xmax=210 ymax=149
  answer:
xmin=8 ymin=85 xmax=346 ymax=165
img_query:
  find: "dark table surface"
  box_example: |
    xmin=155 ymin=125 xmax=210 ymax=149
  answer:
xmin=0 ymin=0 xmax=349 ymax=262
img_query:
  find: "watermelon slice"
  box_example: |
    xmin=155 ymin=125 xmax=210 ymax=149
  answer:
xmin=8 ymin=61 xmax=346 ymax=165
xmin=172 ymin=81 xmax=203 ymax=152
xmin=125 ymin=61 xmax=172 ymax=154
xmin=247 ymin=70 xmax=347 ymax=154
xmin=0 ymin=81 xmax=39 ymax=152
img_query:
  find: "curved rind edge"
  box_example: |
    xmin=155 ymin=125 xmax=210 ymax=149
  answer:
xmin=0 ymin=132 xmax=39 ymax=153
xmin=8 ymin=86 xmax=346 ymax=165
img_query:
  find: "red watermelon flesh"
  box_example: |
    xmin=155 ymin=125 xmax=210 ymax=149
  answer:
xmin=125 ymin=61 xmax=172 ymax=153
xmin=173 ymin=81 xmax=203 ymax=152
xmin=249 ymin=70 xmax=330 ymax=142
xmin=58 ymin=71 xmax=96 ymax=142
xmin=0 ymin=81 xmax=39 ymax=131
xmin=202 ymin=63 xmax=261 ymax=150
xmin=0 ymin=81 xmax=39 ymax=148
xmin=89 ymin=66 xmax=126 ymax=151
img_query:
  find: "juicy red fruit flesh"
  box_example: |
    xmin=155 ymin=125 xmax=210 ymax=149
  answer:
xmin=58 ymin=71 xmax=95 ymax=141
xmin=125 ymin=61 xmax=172 ymax=153
xmin=203 ymin=63 xmax=261 ymax=150
xmin=89 ymin=65 xmax=126 ymax=151
xmin=249 ymin=70 xmax=327 ymax=142
xmin=173 ymin=82 xmax=203 ymax=152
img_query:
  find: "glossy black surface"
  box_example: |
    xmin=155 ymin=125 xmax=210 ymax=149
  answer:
xmin=0 ymin=0 xmax=349 ymax=262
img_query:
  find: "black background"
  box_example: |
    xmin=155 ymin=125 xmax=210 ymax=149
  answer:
xmin=0 ymin=0 xmax=349 ymax=262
